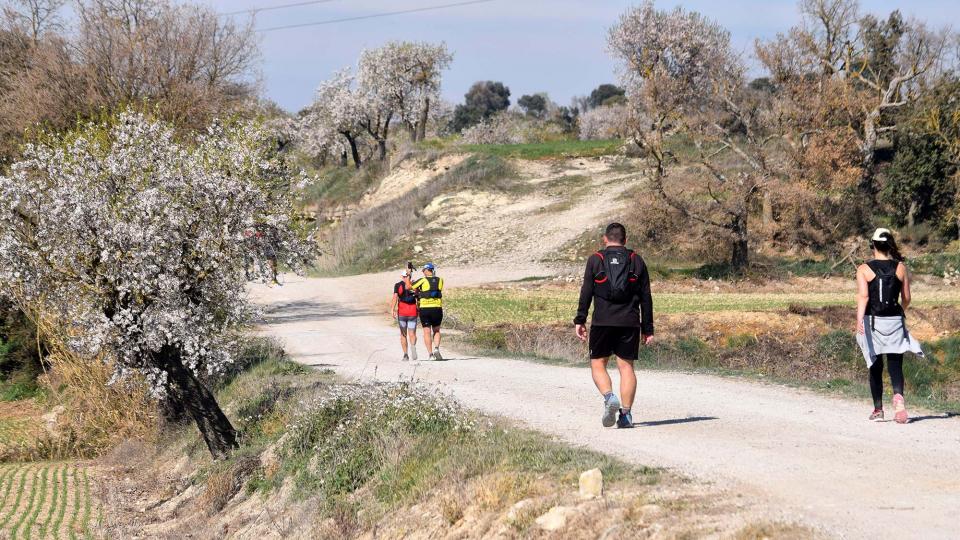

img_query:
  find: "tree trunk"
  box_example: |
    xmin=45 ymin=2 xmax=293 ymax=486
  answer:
xmin=907 ymin=200 xmax=917 ymax=228
xmin=859 ymin=110 xmax=880 ymax=199
xmin=762 ymin=191 xmax=773 ymax=232
xmin=342 ymin=132 xmax=361 ymax=169
xmin=416 ymin=97 xmax=430 ymax=142
xmin=158 ymin=345 xmax=238 ymax=459
xmin=730 ymin=214 xmax=749 ymax=272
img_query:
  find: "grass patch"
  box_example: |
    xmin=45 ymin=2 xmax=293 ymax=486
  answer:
xmin=911 ymin=252 xmax=960 ymax=278
xmin=447 ymin=288 xmax=960 ymax=326
xmin=299 ymin=161 xmax=387 ymax=210
xmin=264 ymin=380 xmax=652 ymax=528
xmin=459 ymin=139 xmax=622 ymax=160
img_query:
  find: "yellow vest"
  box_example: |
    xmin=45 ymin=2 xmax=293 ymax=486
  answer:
xmin=413 ymin=276 xmax=443 ymax=308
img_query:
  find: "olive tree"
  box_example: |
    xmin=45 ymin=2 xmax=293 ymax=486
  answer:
xmin=0 ymin=111 xmax=315 ymax=458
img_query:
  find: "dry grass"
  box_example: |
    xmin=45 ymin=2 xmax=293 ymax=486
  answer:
xmin=198 ymin=454 xmax=259 ymax=515
xmin=4 ymin=307 xmax=162 ymax=460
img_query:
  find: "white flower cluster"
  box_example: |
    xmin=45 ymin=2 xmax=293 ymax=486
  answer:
xmin=578 ymin=104 xmax=632 ymax=141
xmin=459 ymin=111 xmax=566 ymax=145
xmin=296 ymin=41 xmax=453 ymax=162
xmin=608 ymin=1 xmax=741 ymax=122
xmin=283 ymin=382 xmax=477 ymax=459
xmin=0 ymin=111 xmax=316 ymax=395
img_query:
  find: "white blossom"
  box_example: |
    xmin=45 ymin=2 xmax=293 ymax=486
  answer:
xmin=0 ymin=111 xmax=316 ymax=395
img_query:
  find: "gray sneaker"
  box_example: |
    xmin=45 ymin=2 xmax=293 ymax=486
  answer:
xmin=433 ymin=348 xmax=444 ymax=361
xmin=401 ymin=354 xmax=409 ymax=362
xmin=410 ymin=347 xmax=418 ymax=361
xmin=602 ymin=394 xmax=621 ymax=428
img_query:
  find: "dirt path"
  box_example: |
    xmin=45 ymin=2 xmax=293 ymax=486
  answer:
xmin=250 ymin=268 xmax=960 ymax=540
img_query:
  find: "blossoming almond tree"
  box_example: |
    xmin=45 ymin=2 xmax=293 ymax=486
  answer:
xmin=356 ymin=41 xmax=452 ymax=158
xmin=301 ymin=68 xmax=367 ymax=168
xmin=0 ymin=111 xmax=315 ymax=458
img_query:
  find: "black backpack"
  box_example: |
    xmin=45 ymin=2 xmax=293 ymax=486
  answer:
xmin=868 ymin=260 xmax=901 ymax=311
xmin=594 ymin=248 xmax=639 ymax=303
xmin=396 ymin=282 xmax=417 ymax=304
xmin=421 ymin=276 xmax=443 ymax=299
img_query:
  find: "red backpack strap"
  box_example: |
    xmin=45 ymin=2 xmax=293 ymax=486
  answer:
xmin=593 ymin=251 xmax=608 ymax=283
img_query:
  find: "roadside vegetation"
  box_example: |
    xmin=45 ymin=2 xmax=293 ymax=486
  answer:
xmin=447 ymin=281 xmax=960 ymax=413
xmin=97 ymin=338 xmax=804 ymax=538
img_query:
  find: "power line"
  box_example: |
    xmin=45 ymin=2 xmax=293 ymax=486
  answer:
xmin=256 ymin=0 xmax=497 ymax=32
xmin=221 ymin=0 xmax=343 ymax=17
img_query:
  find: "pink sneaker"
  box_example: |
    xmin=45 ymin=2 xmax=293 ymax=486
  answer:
xmin=893 ymin=394 xmax=909 ymax=424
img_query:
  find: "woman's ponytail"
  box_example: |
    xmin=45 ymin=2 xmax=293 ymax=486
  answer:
xmin=872 ymin=231 xmax=904 ymax=262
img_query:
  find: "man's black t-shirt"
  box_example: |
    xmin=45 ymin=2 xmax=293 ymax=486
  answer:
xmin=573 ymin=246 xmax=654 ymax=335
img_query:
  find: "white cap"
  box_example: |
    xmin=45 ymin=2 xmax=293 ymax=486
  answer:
xmin=400 ymin=270 xmax=410 ymax=277
xmin=871 ymin=228 xmax=892 ymax=241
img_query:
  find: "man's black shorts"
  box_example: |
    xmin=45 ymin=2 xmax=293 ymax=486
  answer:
xmin=419 ymin=307 xmax=443 ymax=328
xmin=589 ymin=326 xmax=640 ymax=360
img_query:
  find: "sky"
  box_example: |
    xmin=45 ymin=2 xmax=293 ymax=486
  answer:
xmin=205 ymin=0 xmax=960 ymax=113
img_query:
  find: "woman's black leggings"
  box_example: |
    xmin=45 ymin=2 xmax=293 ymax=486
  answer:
xmin=869 ymin=353 xmax=904 ymax=409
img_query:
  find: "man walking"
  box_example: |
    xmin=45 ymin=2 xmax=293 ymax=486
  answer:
xmin=574 ymin=223 xmax=653 ymax=428
xmin=391 ymin=269 xmax=419 ymax=361
xmin=413 ymin=262 xmax=445 ymax=361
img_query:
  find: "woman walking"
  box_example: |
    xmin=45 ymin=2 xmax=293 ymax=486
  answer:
xmin=855 ymin=228 xmax=924 ymax=424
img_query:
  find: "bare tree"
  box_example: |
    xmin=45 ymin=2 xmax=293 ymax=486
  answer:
xmin=75 ymin=0 xmax=260 ymax=129
xmin=758 ymin=1 xmax=948 ymax=195
xmin=2 ymin=0 xmax=65 ymax=42
xmin=610 ymin=1 xmax=787 ymax=270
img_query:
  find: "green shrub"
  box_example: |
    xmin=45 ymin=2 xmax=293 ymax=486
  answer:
xmin=280 ymin=383 xmax=475 ymax=500
xmin=815 ymin=330 xmax=861 ymax=370
xmin=469 ymin=329 xmax=508 ymax=350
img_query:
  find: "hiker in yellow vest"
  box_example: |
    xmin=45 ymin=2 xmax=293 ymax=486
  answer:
xmin=412 ymin=262 xmax=445 ymax=361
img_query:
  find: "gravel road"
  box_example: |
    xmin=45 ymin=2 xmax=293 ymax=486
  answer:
xmin=250 ymin=267 xmax=960 ymax=539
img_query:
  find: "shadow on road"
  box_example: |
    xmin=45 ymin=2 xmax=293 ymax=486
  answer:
xmin=638 ymin=416 xmax=718 ymax=427
xmin=258 ymin=300 xmax=370 ymax=324
xmin=908 ymin=412 xmax=959 ymax=424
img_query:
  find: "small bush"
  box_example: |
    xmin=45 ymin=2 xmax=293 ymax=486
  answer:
xmin=280 ymin=383 xmax=476 ymax=500
xmin=814 ymin=330 xmax=862 ymax=371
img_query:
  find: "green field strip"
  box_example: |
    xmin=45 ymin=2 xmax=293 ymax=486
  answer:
xmin=67 ymin=467 xmax=82 ymax=540
xmin=8 ymin=466 xmax=40 ymax=538
xmin=0 ymin=465 xmax=21 ymax=512
xmin=37 ymin=464 xmax=66 ymax=540
xmin=22 ymin=464 xmax=51 ymax=540
xmin=0 ymin=466 xmax=32 ymax=532
xmin=49 ymin=467 xmax=72 ymax=540
xmin=11 ymin=465 xmax=45 ymax=539
xmin=448 ymin=289 xmax=960 ymax=325
xmin=80 ymin=469 xmax=91 ymax=537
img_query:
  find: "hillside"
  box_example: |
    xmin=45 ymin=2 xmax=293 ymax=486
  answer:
xmin=314 ymin=149 xmax=646 ymax=273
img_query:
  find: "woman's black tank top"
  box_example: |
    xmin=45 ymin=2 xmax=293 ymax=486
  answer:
xmin=866 ymin=259 xmax=904 ymax=317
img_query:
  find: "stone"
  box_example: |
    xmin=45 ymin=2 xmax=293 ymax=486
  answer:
xmin=535 ymin=506 xmax=577 ymax=531
xmin=413 ymin=245 xmax=424 ymax=254
xmin=506 ymin=499 xmax=533 ymax=523
xmin=579 ymin=468 xmax=603 ymax=499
